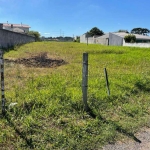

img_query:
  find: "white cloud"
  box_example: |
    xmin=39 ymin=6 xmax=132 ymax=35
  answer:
xmin=44 ymin=33 xmax=50 ymax=35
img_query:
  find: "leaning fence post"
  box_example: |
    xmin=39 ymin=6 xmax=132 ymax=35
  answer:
xmin=82 ymin=53 xmax=89 ymax=111
xmin=104 ymin=68 xmax=110 ymax=96
xmin=0 ymin=50 xmax=5 ymax=115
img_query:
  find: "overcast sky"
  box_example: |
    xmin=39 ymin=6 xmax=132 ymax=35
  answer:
xmin=0 ymin=0 xmax=150 ymax=37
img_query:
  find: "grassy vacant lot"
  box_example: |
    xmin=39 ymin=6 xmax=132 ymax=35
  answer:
xmin=1 ymin=42 xmax=150 ymax=149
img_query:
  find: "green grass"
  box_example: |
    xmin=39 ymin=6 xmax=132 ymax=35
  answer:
xmin=1 ymin=42 xmax=150 ymax=149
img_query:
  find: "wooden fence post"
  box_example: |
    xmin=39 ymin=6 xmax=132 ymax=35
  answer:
xmin=82 ymin=53 xmax=89 ymax=111
xmin=0 ymin=50 xmax=5 ymax=115
xmin=104 ymin=68 xmax=110 ymax=96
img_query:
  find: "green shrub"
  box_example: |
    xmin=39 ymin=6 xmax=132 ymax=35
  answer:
xmin=124 ymin=34 xmax=136 ymax=43
xmin=74 ymin=38 xmax=80 ymax=43
xmin=76 ymin=38 xmax=80 ymax=43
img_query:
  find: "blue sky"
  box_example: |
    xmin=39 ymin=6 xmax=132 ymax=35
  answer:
xmin=0 ymin=0 xmax=150 ymax=37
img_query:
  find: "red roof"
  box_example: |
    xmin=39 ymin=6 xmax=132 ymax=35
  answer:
xmin=1 ymin=23 xmax=30 ymax=28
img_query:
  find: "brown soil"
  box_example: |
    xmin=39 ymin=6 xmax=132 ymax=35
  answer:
xmin=4 ymin=54 xmax=66 ymax=68
xmin=103 ymin=128 xmax=150 ymax=150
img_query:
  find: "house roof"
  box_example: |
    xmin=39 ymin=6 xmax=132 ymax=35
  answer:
xmin=113 ymin=32 xmax=150 ymax=40
xmin=1 ymin=23 xmax=30 ymax=28
xmin=97 ymin=33 xmax=109 ymax=39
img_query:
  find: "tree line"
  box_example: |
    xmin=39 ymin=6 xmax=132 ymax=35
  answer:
xmin=27 ymin=27 xmax=150 ymax=42
xmin=87 ymin=27 xmax=150 ymax=36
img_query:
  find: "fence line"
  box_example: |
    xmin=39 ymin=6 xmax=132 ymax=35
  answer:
xmin=0 ymin=50 xmax=5 ymax=116
xmin=82 ymin=53 xmax=89 ymax=111
xmin=104 ymin=68 xmax=110 ymax=96
xmin=82 ymin=53 xmax=111 ymax=110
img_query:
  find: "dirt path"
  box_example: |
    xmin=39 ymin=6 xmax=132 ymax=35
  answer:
xmin=103 ymin=128 xmax=150 ymax=150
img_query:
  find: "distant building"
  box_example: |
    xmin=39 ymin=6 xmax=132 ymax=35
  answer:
xmin=80 ymin=32 xmax=150 ymax=48
xmin=0 ymin=22 xmax=30 ymax=33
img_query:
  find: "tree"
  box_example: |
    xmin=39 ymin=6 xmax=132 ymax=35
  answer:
xmin=118 ymin=29 xmax=129 ymax=33
xmin=131 ymin=28 xmax=150 ymax=36
xmin=27 ymin=31 xmax=41 ymax=41
xmin=88 ymin=27 xmax=104 ymax=36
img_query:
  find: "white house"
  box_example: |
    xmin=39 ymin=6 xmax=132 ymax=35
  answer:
xmin=80 ymin=32 xmax=150 ymax=48
xmin=0 ymin=22 xmax=30 ymax=33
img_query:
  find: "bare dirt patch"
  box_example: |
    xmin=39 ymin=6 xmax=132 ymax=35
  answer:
xmin=4 ymin=52 xmax=66 ymax=68
xmin=103 ymin=128 xmax=150 ymax=150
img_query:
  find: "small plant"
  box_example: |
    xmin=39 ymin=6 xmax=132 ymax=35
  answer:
xmin=124 ymin=34 xmax=136 ymax=43
xmin=74 ymin=36 xmax=80 ymax=43
xmin=36 ymin=52 xmax=48 ymax=61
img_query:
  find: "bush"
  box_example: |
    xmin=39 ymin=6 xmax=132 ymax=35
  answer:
xmin=74 ymin=37 xmax=80 ymax=43
xmin=124 ymin=34 xmax=136 ymax=43
xmin=28 ymin=31 xmax=41 ymax=42
xmin=76 ymin=38 xmax=80 ymax=43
